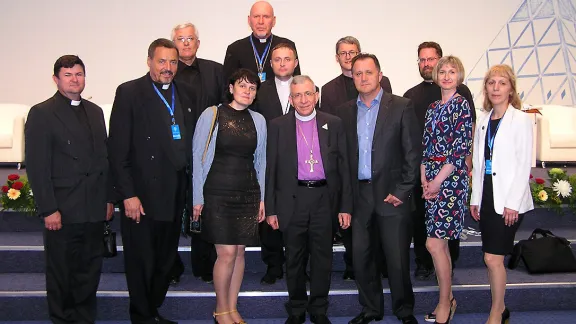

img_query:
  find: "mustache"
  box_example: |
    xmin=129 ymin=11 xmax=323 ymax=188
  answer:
xmin=160 ymin=70 xmax=173 ymax=76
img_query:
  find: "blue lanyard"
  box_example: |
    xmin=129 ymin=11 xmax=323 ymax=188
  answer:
xmin=486 ymin=110 xmax=504 ymax=159
xmin=430 ymin=91 xmax=457 ymax=134
xmin=152 ymin=83 xmax=176 ymax=124
xmin=249 ymin=35 xmax=273 ymax=73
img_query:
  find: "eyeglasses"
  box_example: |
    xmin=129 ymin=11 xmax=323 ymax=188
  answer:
xmin=291 ymin=91 xmax=316 ymax=99
xmin=176 ymin=36 xmax=196 ymax=43
xmin=338 ymin=50 xmax=359 ymax=58
xmin=417 ymin=57 xmax=439 ymax=64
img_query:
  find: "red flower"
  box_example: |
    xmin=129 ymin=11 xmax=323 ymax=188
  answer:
xmin=11 ymin=181 xmax=24 ymax=190
xmin=7 ymin=174 xmax=19 ymax=181
xmin=535 ymin=178 xmax=545 ymax=184
xmin=530 ymin=174 xmax=534 ymax=179
xmin=1 ymin=186 xmax=8 ymax=193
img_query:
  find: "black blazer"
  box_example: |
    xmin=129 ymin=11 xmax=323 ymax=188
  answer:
xmin=107 ymin=74 xmax=194 ymax=221
xmin=265 ymin=111 xmax=352 ymax=231
xmin=320 ymin=74 xmax=393 ymax=115
xmin=25 ymin=92 xmax=109 ymax=223
xmin=253 ymin=79 xmax=319 ymax=122
xmin=334 ymin=93 xmax=420 ymax=216
xmin=223 ymin=34 xmax=301 ymax=81
xmin=175 ymin=58 xmax=227 ymax=115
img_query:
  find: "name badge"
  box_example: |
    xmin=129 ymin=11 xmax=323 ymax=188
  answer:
xmin=258 ymin=72 xmax=266 ymax=82
xmin=485 ymin=160 xmax=492 ymax=175
xmin=171 ymin=124 xmax=181 ymax=140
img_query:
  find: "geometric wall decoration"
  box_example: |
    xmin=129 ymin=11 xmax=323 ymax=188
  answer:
xmin=465 ymin=0 xmax=576 ymax=107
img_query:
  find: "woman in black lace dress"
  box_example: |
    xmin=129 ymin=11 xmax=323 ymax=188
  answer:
xmin=192 ymin=69 xmax=267 ymax=324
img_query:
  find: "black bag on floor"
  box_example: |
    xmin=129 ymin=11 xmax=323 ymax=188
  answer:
xmin=103 ymin=221 xmax=117 ymax=258
xmin=508 ymin=228 xmax=576 ymax=273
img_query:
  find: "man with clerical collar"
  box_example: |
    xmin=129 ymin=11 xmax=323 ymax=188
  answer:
xmin=266 ymin=75 xmax=352 ymax=324
xmin=169 ymin=22 xmax=225 ymax=286
xmin=108 ymin=38 xmax=193 ymax=324
xmin=320 ymin=36 xmax=392 ymax=115
xmin=334 ymin=53 xmax=420 ymax=324
xmin=223 ymin=0 xmax=301 ymax=82
xmin=25 ymin=55 xmax=114 ymax=323
xmin=403 ymin=41 xmax=477 ymax=281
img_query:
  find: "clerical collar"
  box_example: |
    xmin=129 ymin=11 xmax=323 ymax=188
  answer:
xmin=153 ymin=80 xmax=171 ymax=90
xmin=71 ymin=100 xmax=81 ymax=106
xmin=251 ymin=33 xmax=270 ymax=43
xmin=295 ymin=109 xmax=316 ymax=121
xmin=423 ymin=80 xmax=434 ymax=84
xmin=275 ymin=76 xmax=293 ymax=86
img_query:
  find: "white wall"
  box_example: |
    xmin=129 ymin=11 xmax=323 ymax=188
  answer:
xmin=0 ymin=0 xmax=522 ymax=106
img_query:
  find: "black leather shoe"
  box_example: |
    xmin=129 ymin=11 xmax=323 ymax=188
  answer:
xmin=333 ymin=232 xmax=344 ymax=245
xmin=201 ymin=274 xmax=214 ymax=283
xmin=348 ymin=312 xmax=383 ymax=324
xmin=168 ymin=275 xmax=180 ymax=286
xmin=261 ymin=271 xmax=283 ymax=284
xmin=343 ymin=269 xmax=355 ymax=281
xmin=415 ymin=265 xmax=435 ymax=281
xmin=401 ymin=315 xmax=418 ymax=324
xmin=381 ymin=272 xmax=388 ymax=279
xmin=285 ymin=313 xmax=305 ymax=324
xmin=310 ymin=314 xmax=332 ymax=324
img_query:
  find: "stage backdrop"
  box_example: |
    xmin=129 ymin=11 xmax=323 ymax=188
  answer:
xmin=1 ymin=0 xmax=575 ymax=108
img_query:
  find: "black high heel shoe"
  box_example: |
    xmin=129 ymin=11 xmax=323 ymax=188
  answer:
xmin=425 ymin=298 xmax=456 ymax=322
xmin=501 ymin=308 xmax=510 ymax=324
xmin=433 ymin=300 xmax=454 ymax=324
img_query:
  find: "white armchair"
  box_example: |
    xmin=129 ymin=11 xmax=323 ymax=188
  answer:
xmin=536 ymin=105 xmax=576 ymax=166
xmin=0 ymin=104 xmax=30 ymax=167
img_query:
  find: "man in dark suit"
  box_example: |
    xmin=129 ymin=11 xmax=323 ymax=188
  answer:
xmin=320 ymin=36 xmax=391 ymax=281
xmin=170 ymin=22 xmax=225 ymax=285
xmin=108 ymin=39 xmax=193 ymax=324
xmin=320 ymin=36 xmax=392 ymax=115
xmin=223 ymin=1 xmax=301 ymax=82
xmin=335 ymin=54 xmax=420 ymax=324
xmin=266 ymin=75 xmax=352 ymax=324
xmin=25 ymin=55 xmax=114 ymax=324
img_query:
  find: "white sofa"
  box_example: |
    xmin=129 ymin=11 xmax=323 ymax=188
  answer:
xmin=536 ymin=105 xmax=576 ymax=166
xmin=0 ymin=104 xmax=31 ymax=167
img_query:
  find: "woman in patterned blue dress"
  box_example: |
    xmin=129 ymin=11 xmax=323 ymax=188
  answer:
xmin=421 ymin=56 xmax=473 ymax=324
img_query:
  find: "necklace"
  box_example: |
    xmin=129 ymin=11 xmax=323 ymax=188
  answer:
xmin=297 ymin=121 xmax=318 ymax=172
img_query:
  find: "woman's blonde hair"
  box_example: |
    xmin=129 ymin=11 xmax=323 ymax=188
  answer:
xmin=482 ymin=64 xmax=522 ymax=111
xmin=432 ymin=55 xmax=465 ymax=85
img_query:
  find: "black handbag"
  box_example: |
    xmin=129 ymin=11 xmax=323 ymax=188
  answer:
xmin=103 ymin=221 xmax=117 ymax=258
xmin=508 ymin=228 xmax=576 ymax=273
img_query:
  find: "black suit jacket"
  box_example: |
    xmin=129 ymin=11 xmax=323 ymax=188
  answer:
xmin=253 ymin=79 xmax=319 ymax=122
xmin=223 ymin=34 xmax=301 ymax=81
xmin=320 ymin=74 xmax=393 ymax=115
xmin=334 ymin=93 xmax=420 ymax=216
xmin=25 ymin=92 xmax=109 ymax=223
xmin=107 ymin=74 xmax=194 ymax=221
xmin=265 ymin=111 xmax=352 ymax=231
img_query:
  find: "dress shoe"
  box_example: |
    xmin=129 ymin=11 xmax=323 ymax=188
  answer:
xmin=310 ymin=314 xmax=332 ymax=324
xmin=501 ymin=307 xmax=510 ymax=324
xmin=381 ymin=272 xmax=388 ymax=279
xmin=343 ymin=269 xmax=355 ymax=281
xmin=414 ymin=264 xmax=435 ymax=281
xmin=261 ymin=271 xmax=283 ymax=284
xmin=169 ymin=275 xmax=181 ymax=286
xmin=285 ymin=313 xmax=305 ymax=324
xmin=333 ymin=232 xmax=344 ymax=245
xmin=348 ymin=312 xmax=383 ymax=324
xmin=400 ymin=315 xmax=418 ymax=324
xmin=201 ymin=274 xmax=214 ymax=284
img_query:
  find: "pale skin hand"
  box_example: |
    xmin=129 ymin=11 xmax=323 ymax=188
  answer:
xmin=192 ymin=204 xmax=203 ymax=222
xmin=258 ymin=201 xmax=266 ymax=223
xmin=470 ymin=205 xmax=480 ymax=221
xmin=384 ymin=194 xmax=403 ymax=207
xmin=123 ymin=197 xmax=145 ymax=223
xmin=503 ymin=207 xmax=519 ymax=226
xmin=44 ymin=211 xmax=62 ymax=231
xmin=338 ymin=213 xmax=351 ymax=229
xmin=267 ymin=215 xmax=279 ymax=230
xmin=106 ymin=203 xmax=114 ymax=221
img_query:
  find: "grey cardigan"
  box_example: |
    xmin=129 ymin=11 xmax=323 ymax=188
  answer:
xmin=192 ymin=105 xmax=267 ymax=206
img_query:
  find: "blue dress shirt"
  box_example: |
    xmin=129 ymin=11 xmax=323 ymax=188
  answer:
xmin=357 ymin=88 xmax=384 ymax=180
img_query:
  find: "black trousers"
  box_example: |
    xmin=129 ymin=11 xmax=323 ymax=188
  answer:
xmin=284 ymin=186 xmax=333 ymax=316
xmin=354 ymin=183 xmax=414 ymax=318
xmin=339 ymin=222 xmax=388 ymax=275
xmin=259 ymin=219 xmax=285 ymax=276
xmin=412 ymin=184 xmax=460 ymax=269
xmin=190 ymin=232 xmax=216 ymax=277
xmin=44 ymin=221 xmax=104 ymax=324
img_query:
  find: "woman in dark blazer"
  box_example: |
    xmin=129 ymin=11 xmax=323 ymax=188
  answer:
xmin=470 ymin=64 xmax=534 ymax=324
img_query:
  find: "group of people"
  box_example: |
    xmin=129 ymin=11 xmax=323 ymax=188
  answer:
xmin=23 ymin=1 xmax=535 ymax=324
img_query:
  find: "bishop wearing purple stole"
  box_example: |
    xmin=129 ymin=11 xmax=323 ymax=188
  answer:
xmin=265 ymin=75 xmax=352 ymax=324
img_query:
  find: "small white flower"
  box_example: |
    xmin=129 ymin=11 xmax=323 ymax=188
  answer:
xmin=553 ymin=180 xmax=572 ymax=198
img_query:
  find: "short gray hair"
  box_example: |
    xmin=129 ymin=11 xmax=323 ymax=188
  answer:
xmin=335 ymin=36 xmax=361 ymax=54
xmin=291 ymin=75 xmax=315 ymax=89
xmin=171 ymin=22 xmax=199 ymax=41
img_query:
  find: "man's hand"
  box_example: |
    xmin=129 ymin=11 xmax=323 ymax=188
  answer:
xmin=470 ymin=205 xmax=480 ymax=221
xmin=258 ymin=201 xmax=266 ymax=223
xmin=45 ymin=211 xmax=62 ymax=231
xmin=123 ymin=197 xmax=145 ymax=223
xmin=503 ymin=207 xmax=519 ymax=227
xmin=267 ymin=215 xmax=279 ymax=230
xmin=384 ymin=194 xmax=403 ymax=207
xmin=106 ymin=203 xmax=115 ymax=221
xmin=338 ymin=213 xmax=351 ymax=229
xmin=192 ymin=204 xmax=203 ymax=222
